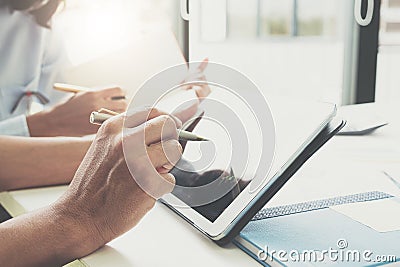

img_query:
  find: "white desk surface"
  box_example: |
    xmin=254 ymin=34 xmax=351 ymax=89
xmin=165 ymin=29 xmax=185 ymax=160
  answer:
xmin=10 ymin=185 xmax=258 ymax=267
xmin=8 ymin=103 xmax=400 ymax=266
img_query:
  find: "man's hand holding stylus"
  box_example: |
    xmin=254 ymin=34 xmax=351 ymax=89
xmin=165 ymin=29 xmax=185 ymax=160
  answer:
xmin=0 ymin=107 xmax=183 ymax=267
xmin=54 ymin=107 xmax=183 ymax=255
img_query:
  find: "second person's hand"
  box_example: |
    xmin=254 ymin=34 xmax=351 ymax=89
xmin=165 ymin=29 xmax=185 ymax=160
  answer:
xmin=27 ymin=86 xmax=127 ymax=137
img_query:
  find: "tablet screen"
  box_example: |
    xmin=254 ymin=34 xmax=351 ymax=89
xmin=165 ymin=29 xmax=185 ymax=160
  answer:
xmin=0 ymin=204 xmax=12 ymax=223
xmin=171 ymin=162 xmax=248 ymax=222
xmin=168 ymin=95 xmax=335 ymax=225
xmin=170 ymin=89 xmax=266 ymax=222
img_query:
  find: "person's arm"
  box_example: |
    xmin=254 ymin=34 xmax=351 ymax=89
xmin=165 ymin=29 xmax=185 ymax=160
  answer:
xmin=0 ymin=203 xmax=94 ymax=265
xmin=0 ymin=136 xmax=91 ymax=191
xmin=0 ymin=107 xmax=181 ymax=266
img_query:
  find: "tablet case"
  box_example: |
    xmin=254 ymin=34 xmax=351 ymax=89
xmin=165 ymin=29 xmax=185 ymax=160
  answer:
xmin=233 ymin=191 xmax=400 ymax=266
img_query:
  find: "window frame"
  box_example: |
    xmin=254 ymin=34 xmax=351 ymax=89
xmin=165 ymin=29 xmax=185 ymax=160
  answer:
xmin=354 ymin=0 xmax=381 ymax=103
xmin=182 ymin=0 xmax=382 ymax=104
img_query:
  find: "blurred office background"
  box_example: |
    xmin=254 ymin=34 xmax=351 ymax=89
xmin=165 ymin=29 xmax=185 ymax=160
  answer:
xmin=55 ymin=0 xmax=400 ymax=106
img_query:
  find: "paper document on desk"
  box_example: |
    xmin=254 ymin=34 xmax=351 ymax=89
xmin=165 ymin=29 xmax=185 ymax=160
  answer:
xmin=331 ymin=198 xmax=400 ymax=232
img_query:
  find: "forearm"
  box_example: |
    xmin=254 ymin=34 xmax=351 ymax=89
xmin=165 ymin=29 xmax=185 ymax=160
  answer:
xmin=0 ymin=203 xmax=99 ymax=267
xmin=0 ymin=136 xmax=92 ymax=191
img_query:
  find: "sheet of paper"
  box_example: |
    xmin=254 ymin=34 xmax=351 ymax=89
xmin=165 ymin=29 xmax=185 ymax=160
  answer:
xmin=337 ymin=103 xmax=388 ymax=135
xmin=331 ymin=198 xmax=400 ymax=232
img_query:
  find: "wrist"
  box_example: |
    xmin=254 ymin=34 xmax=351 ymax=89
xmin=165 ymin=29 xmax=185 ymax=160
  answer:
xmin=26 ymin=110 xmax=58 ymax=137
xmin=48 ymin=200 xmax=104 ymax=261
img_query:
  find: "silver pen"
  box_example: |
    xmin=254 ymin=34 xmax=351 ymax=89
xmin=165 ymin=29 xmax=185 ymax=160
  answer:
xmin=90 ymin=110 xmax=209 ymax=142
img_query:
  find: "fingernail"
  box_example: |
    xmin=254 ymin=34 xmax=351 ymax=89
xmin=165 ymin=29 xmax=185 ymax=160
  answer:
xmin=162 ymin=164 xmax=173 ymax=170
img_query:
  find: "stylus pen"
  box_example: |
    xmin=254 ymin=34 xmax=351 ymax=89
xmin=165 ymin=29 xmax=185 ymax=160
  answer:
xmin=53 ymin=83 xmax=126 ymax=100
xmin=90 ymin=111 xmax=209 ymax=142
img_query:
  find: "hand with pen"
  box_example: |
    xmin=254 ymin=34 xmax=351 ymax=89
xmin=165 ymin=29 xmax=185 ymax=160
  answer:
xmin=0 ymin=107 xmax=182 ymax=266
xmin=26 ymin=86 xmax=127 ymax=137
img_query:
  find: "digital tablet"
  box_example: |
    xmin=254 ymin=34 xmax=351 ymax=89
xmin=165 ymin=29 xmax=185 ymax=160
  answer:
xmin=160 ymin=90 xmax=338 ymax=245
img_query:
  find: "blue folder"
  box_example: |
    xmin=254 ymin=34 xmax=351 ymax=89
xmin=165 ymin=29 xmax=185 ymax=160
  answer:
xmin=233 ymin=191 xmax=400 ymax=267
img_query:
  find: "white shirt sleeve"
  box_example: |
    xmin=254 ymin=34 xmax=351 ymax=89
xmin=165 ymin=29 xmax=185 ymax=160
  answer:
xmin=0 ymin=114 xmax=30 ymax=136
